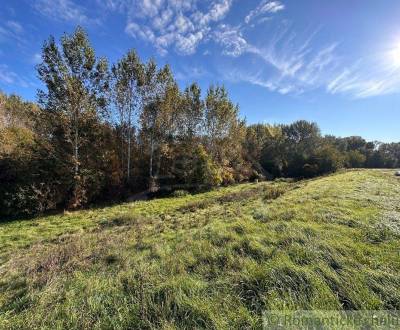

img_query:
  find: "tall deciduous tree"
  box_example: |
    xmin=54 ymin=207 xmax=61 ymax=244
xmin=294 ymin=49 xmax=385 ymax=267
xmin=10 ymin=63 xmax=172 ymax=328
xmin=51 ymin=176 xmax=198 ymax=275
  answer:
xmin=111 ymin=49 xmax=143 ymax=182
xmin=140 ymin=60 xmax=174 ymax=187
xmin=180 ymin=83 xmax=203 ymax=140
xmin=205 ymin=87 xmax=242 ymax=154
xmin=204 ymin=85 xmax=248 ymax=183
xmin=37 ymin=26 xmax=109 ymax=207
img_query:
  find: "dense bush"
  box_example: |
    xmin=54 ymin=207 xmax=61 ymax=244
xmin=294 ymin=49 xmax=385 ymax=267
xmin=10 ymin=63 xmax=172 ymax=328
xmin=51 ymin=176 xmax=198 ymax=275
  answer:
xmin=250 ymin=122 xmax=399 ymax=180
xmin=346 ymin=150 xmax=367 ymax=168
xmin=308 ymin=145 xmax=344 ymax=176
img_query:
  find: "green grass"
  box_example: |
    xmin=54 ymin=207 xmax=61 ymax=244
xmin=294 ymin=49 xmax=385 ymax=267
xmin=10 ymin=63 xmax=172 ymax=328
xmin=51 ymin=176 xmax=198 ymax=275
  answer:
xmin=0 ymin=169 xmax=399 ymax=329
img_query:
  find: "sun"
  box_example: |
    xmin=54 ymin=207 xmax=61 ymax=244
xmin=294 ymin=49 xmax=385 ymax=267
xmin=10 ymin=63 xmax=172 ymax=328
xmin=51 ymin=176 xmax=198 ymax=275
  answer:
xmin=389 ymin=42 xmax=400 ymax=68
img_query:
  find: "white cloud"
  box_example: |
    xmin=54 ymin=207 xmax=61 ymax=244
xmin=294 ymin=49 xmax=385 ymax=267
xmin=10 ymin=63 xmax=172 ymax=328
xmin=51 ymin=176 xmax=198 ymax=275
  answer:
xmin=0 ymin=21 xmax=28 ymax=46
xmin=220 ymin=22 xmax=400 ymax=99
xmin=0 ymin=64 xmax=29 ymax=87
xmin=125 ymin=22 xmax=155 ymax=42
xmin=224 ymin=67 xmax=303 ymax=95
xmin=327 ymin=56 xmax=400 ymax=98
xmin=120 ymin=0 xmax=232 ymax=55
xmin=0 ymin=65 xmax=15 ymax=84
xmin=101 ymin=0 xmax=126 ymax=11
xmin=245 ymin=0 xmax=284 ymax=24
xmin=2 ymin=0 xmax=397 ymax=102
xmin=213 ymin=24 xmax=248 ymax=57
xmin=195 ymin=0 xmax=231 ymax=26
xmin=175 ymin=31 xmax=206 ymax=55
xmin=33 ymin=0 xmax=100 ymax=25
xmin=218 ymin=25 xmax=339 ymax=96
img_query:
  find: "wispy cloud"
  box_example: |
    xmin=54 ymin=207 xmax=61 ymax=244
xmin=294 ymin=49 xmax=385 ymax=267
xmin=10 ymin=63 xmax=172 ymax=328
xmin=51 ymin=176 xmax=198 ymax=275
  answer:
xmin=100 ymin=0 xmax=127 ymax=12
xmin=0 ymin=20 xmax=27 ymax=46
xmin=33 ymin=0 xmax=100 ymax=25
xmin=29 ymin=0 xmax=400 ymax=99
xmin=0 ymin=65 xmax=16 ymax=85
xmin=6 ymin=21 xmax=23 ymax=34
xmin=250 ymin=40 xmax=338 ymax=89
xmin=327 ymin=56 xmax=400 ymax=98
xmin=220 ymin=22 xmax=400 ymax=99
xmin=213 ymin=24 xmax=248 ymax=57
xmin=245 ymin=0 xmax=284 ymax=24
xmin=175 ymin=65 xmax=210 ymax=81
xmin=216 ymin=23 xmax=339 ymax=95
xmin=0 ymin=64 xmax=30 ymax=88
xmin=114 ymin=0 xmax=232 ymax=55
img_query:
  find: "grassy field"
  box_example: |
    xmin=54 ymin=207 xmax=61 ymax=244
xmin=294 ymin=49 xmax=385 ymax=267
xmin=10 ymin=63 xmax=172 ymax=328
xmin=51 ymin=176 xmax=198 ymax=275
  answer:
xmin=0 ymin=169 xmax=399 ymax=329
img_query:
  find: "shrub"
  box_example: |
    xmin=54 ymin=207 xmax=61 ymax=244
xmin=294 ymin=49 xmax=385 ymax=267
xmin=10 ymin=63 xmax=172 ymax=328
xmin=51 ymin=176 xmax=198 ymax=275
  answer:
xmin=2 ymin=183 xmax=59 ymax=217
xmin=263 ymin=186 xmax=287 ymax=200
xmin=190 ymin=145 xmax=222 ymax=187
xmin=346 ymin=150 xmax=366 ymax=168
xmin=220 ymin=166 xmax=235 ymax=185
xmin=307 ymin=145 xmax=344 ymax=177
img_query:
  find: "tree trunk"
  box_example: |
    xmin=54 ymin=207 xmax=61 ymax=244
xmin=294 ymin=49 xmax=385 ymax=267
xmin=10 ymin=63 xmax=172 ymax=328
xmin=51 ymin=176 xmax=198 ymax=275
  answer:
xmin=127 ymin=113 xmax=131 ymax=181
xmin=149 ymin=130 xmax=154 ymax=179
xmin=127 ymin=84 xmax=134 ymax=183
xmin=120 ymin=131 xmax=124 ymax=178
xmin=74 ymin=107 xmax=79 ymax=176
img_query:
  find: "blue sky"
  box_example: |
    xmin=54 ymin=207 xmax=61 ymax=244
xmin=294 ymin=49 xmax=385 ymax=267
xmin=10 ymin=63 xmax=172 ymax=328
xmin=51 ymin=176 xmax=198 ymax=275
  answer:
xmin=1 ymin=0 xmax=400 ymax=141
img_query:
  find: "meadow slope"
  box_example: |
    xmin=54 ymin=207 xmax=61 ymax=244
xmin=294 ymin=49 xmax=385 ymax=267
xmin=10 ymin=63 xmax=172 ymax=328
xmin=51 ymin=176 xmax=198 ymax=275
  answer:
xmin=0 ymin=170 xmax=400 ymax=329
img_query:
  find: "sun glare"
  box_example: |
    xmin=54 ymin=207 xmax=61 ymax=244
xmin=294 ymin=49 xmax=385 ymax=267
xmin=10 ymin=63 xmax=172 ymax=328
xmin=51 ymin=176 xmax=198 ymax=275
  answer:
xmin=389 ymin=42 xmax=400 ymax=68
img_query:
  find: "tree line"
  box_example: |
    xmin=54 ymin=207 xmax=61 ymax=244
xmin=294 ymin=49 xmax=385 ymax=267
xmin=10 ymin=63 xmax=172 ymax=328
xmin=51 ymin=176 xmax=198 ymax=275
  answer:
xmin=1 ymin=27 xmax=399 ymax=217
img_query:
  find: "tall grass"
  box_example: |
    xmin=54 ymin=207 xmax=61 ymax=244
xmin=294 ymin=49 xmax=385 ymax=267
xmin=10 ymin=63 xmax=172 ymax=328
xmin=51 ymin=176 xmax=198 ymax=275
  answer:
xmin=0 ymin=170 xmax=399 ymax=329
